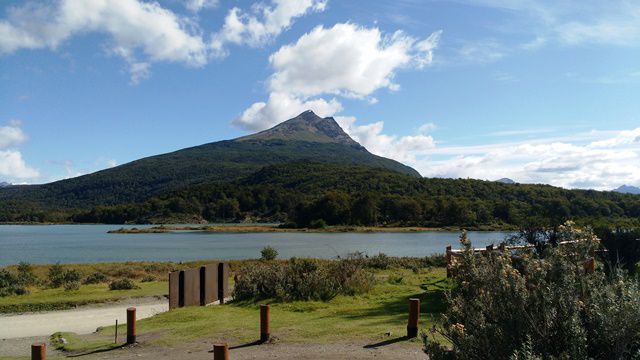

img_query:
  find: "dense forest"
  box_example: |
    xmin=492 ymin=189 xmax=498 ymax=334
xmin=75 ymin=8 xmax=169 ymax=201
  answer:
xmin=3 ymin=162 xmax=639 ymax=229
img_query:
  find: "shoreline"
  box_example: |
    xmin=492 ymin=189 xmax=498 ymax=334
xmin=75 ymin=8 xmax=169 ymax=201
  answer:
xmin=106 ymin=224 xmax=513 ymax=234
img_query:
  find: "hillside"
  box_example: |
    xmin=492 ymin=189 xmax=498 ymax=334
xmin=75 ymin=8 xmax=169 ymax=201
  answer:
xmin=0 ymin=111 xmax=418 ymax=209
xmin=62 ymin=162 xmax=640 ymax=228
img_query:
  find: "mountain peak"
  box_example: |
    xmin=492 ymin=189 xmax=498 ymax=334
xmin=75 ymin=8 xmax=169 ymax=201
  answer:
xmin=613 ymin=184 xmax=640 ymax=194
xmin=496 ymin=178 xmax=516 ymax=184
xmin=237 ymin=111 xmax=363 ymax=148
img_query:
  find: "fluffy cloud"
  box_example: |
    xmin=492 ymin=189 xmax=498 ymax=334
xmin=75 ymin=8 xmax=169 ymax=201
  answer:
xmin=410 ymin=128 xmax=640 ymax=190
xmin=336 ymin=116 xmax=436 ymax=165
xmin=234 ymin=92 xmax=342 ymax=131
xmin=235 ymin=23 xmax=442 ymax=130
xmin=269 ymin=24 xmax=441 ymax=98
xmin=0 ymin=120 xmax=39 ymax=181
xmin=0 ymin=0 xmax=324 ymax=82
xmin=0 ymin=0 xmax=208 ymax=80
xmin=211 ymin=0 xmax=327 ymax=55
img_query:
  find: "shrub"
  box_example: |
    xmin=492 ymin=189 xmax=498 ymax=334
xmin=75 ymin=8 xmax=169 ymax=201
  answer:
xmin=61 ymin=269 xmax=81 ymax=291
xmin=425 ymin=222 xmax=640 ymax=360
xmin=83 ymin=272 xmax=108 ymax=284
xmin=47 ymin=263 xmax=65 ymax=288
xmin=141 ymin=275 xmax=156 ymax=282
xmin=16 ymin=262 xmax=38 ymax=286
xmin=309 ymin=218 xmax=327 ymax=229
xmin=109 ymin=278 xmax=139 ymax=290
xmin=0 ymin=269 xmax=28 ymax=297
xmin=260 ymin=246 xmax=278 ymax=261
xmin=233 ymin=257 xmax=374 ymax=302
xmin=63 ymin=281 xmax=80 ymax=291
xmin=367 ymin=253 xmax=391 ymax=269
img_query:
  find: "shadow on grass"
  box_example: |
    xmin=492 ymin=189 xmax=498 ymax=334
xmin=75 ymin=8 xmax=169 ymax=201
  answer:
xmin=364 ymin=335 xmax=410 ymax=348
xmin=332 ymin=277 xmax=450 ymax=321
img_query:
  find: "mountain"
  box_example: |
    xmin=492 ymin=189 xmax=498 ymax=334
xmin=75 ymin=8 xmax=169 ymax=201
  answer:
xmin=0 ymin=182 xmax=11 ymax=188
xmin=496 ymin=178 xmax=515 ymax=184
xmin=0 ymin=111 xmax=419 ymax=208
xmin=614 ymin=185 xmax=640 ymax=195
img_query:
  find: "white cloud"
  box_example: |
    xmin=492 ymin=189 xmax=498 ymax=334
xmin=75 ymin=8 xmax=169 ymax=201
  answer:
xmin=407 ymin=128 xmax=640 ymax=190
xmin=233 ymin=92 xmax=342 ymax=131
xmin=0 ymin=120 xmax=27 ymax=149
xmin=235 ymin=23 xmax=442 ymax=131
xmin=1 ymin=0 xmax=324 ymax=82
xmin=185 ymin=0 xmax=218 ymax=13
xmin=0 ymin=120 xmax=39 ymax=181
xmin=269 ymin=24 xmax=441 ymax=98
xmin=336 ymin=116 xmax=436 ymax=165
xmin=0 ymin=0 xmax=209 ymax=81
xmin=211 ymin=0 xmax=327 ymax=55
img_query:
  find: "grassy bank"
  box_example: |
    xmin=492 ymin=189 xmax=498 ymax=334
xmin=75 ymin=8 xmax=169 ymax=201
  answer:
xmin=0 ymin=282 xmax=166 ymax=313
xmin=54 ymin=267 xmax=449 ymax=355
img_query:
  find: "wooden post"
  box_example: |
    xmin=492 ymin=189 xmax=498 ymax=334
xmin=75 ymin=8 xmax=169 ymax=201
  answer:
xmin=446 ymin=245 xmax=452 ymax=278
xmin=31 ymin=343 xmax=45 ymax=360
xmin=213 ymin=343 xmax=229 ymax=360
xmin=126 ymin=307 xmax=136 ymax=344
xmin=260 ymin=304 xmax=270 ymax=343
xmin=584 ymin=258 xmax=595 ymax=274
xmin=407 ymin=298 xmax=420 ymax=338
xmin=115 ymin=319 xmax=118 ymax=343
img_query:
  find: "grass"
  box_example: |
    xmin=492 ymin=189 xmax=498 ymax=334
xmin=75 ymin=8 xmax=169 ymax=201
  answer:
xmin=57 ymin=267 xmax=451 ymax=355
xmin=0 ymin=281 xmax=166 ymax=313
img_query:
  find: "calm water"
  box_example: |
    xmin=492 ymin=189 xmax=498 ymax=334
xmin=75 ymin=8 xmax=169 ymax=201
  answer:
xmin=0 ymin=225 xmax=510 ymax=266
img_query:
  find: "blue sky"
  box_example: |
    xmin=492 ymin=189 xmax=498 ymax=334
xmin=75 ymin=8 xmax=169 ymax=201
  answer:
xmin=1 ymin=0 xmax=639 ymax=190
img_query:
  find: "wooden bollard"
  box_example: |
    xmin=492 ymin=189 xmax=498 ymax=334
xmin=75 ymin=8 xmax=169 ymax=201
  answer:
xmin=584 ymin=258 xmax=596 ymax=274
xmin=407 ymin=298 xmax=420 ymax=338
xmin=260 ymin=304 xmax=270 ymax=343
xmin=213 ymin=343 xmax=229 ymax=360
xmin=126 ymin=307 xmax=136 ymax=344
xmin=31 ymin=343 xmax=46 ymax=360
xmin=446 ymin=245 xmax=452 ymax=278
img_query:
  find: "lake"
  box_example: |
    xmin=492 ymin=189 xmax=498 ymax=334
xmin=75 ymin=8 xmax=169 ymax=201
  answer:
xmin=0 ymin=225 xmax=511 ymax=266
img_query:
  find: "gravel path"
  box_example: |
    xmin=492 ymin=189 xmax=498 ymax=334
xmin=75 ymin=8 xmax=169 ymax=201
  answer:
xmin=0 ymin=297 xmax=167 ymax=339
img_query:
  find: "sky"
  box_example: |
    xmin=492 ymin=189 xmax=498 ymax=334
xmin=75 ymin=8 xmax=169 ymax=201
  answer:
xmin=1 ymin=0 xmax=639 ymax=190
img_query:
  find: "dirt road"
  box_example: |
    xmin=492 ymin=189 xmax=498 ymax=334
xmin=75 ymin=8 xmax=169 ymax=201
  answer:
xmin=0 ymin=297 xmax=167 ymax=339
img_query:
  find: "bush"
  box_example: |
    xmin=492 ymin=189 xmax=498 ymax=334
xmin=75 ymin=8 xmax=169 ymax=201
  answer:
xmin=109 ymin=278 xmax=139 ymax=290
xmin=47 ymin=263 xmax=65 ymax=288
xmin=63 ymin=281 xmax=80 ymax=291
xmin=367 ymin=253 xmax=391 ymax=269
xmin=0 ymin=269 xmax=28 ymax=297
xmin=425 ymin=222 xmax=640 ymax=360
xmin=233 ymin=257 xmax=374 ymax=302
xmin=16 ymin=262 xmax=38 ymax=286
xmin=141 ymin=275 xmax=155 ymax=282
xmin=260 ymin=246 xmax=278 ymax=261
xmin=83 ymin=272 xmax=108 ymax=284
xmin=48 ymin=263 xmax=81 ymax=289
xmin=61 ymin=269 xmax=81 ymax=291
xmin=309 ymin=218 xmax=327 ymax=229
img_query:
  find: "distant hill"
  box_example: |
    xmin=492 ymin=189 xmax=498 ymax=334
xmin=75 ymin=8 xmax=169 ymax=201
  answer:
xmin=614 ymin=185 xmax=640 ymax=195
xmin=0 ymin=182 xmax=11 ymax=188
xmin=496 ymin=178 xmax=516 ymax=184
xmin=0 ymin=111 xmax=419 ymax=209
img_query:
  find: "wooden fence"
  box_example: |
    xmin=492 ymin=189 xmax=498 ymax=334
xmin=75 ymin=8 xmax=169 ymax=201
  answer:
xmin=169 ymin=262 xmax=230 ymax=309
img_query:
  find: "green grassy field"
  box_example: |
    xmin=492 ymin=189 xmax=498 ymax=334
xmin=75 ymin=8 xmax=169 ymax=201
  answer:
xmin=0 ymin=281 xmax=166 ymax=313
xmin=50 ymin=267 xmax=449 ymax=355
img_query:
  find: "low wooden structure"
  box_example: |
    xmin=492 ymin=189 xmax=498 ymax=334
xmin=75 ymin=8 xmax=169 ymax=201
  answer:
xmin=446 ymin=240 xmax=601 ymax=278
xmin=169 ymin=262 xmax=230 ymax=309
